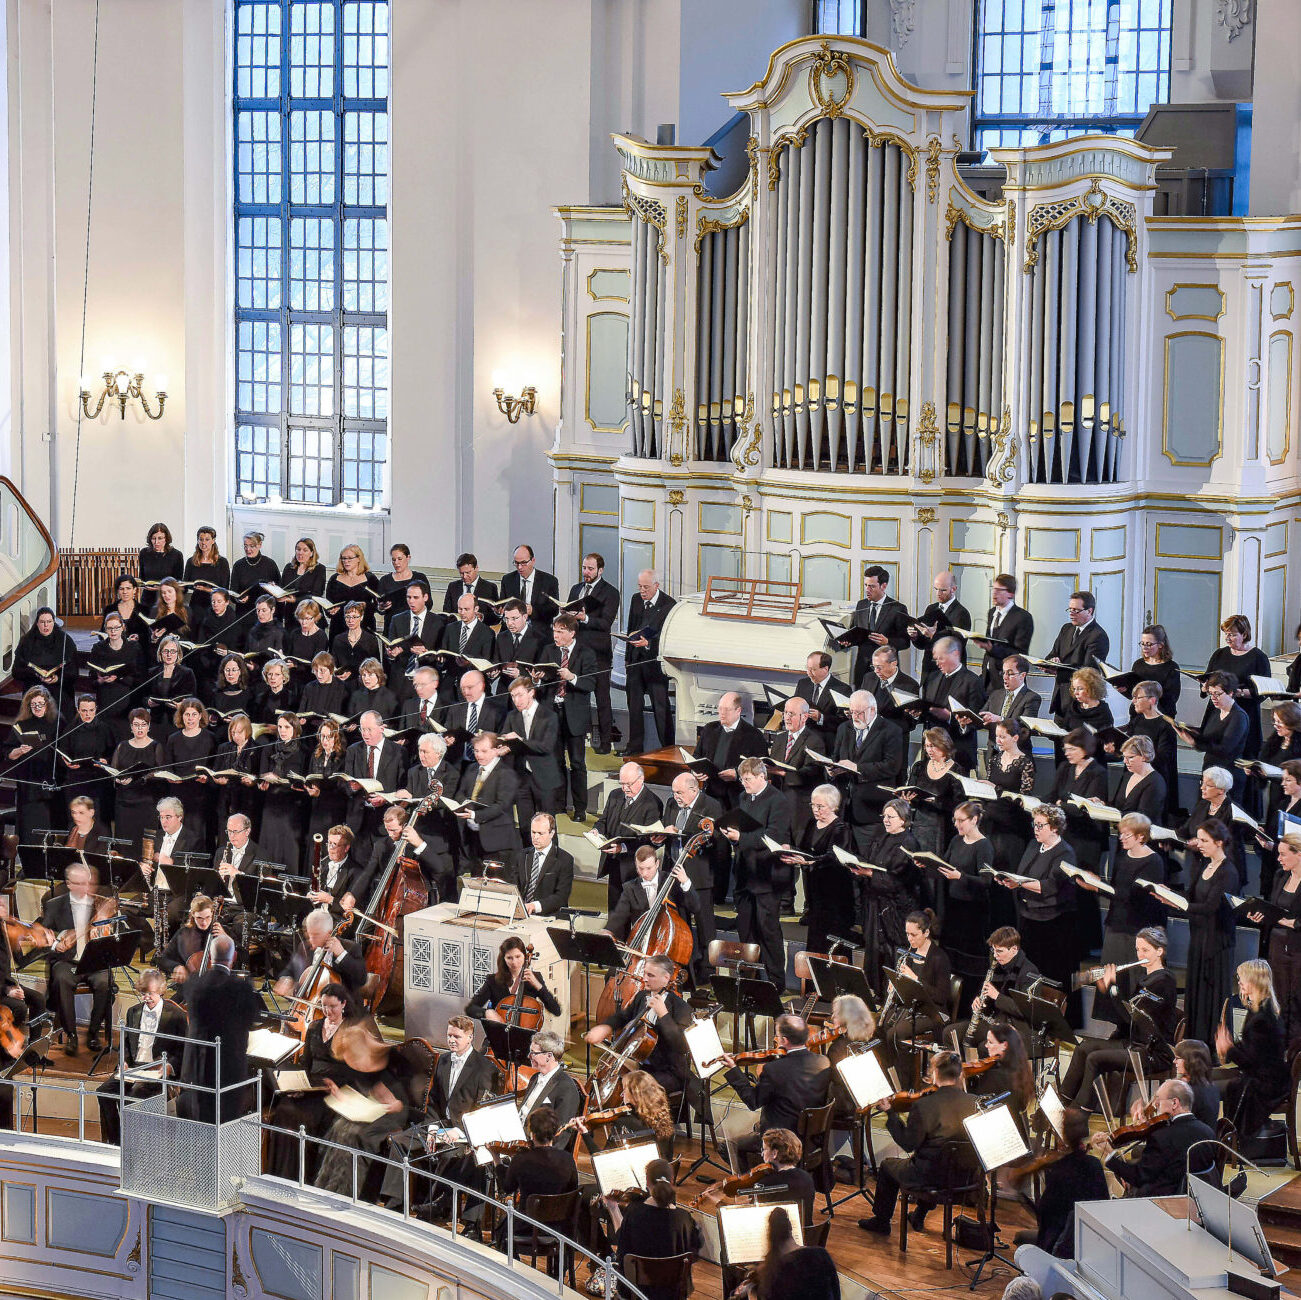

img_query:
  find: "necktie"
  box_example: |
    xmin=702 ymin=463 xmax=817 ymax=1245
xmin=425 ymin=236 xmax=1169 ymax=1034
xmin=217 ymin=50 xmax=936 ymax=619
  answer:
xmin=472 ymin=767 xmax=488 ymax=800
xmin=449 ymin=1054 xmax=464 ymax=1095
xmin=523 ymin=577 xmax=531 ymax=606
xmin=1072 ymin=625 xmax=1082 ymax=648
xmin=991 ymin=608 xmax=1004 ymax=633
xmin=421 ymin=699 xmax=430 ymax=724
xmin=557 ymin=649 xmax=570 ymax=699
xmin=367 ymin=746 xmax=376 ymax=779
xmin=512 ymin=632 xmax=522 ymax=658
xmin=869 ymin=602 xmax=880 ymax=631
xmin=855 ymin=728 xmax=866 ymax=749
xmin=464 ymin=582 xmax=472 ymax=596
xmin=1001 ymin=691 xmax=1014 ymax=718
xmin=785 ymin=732 xmax=794 ymax=761
xmin=459 ymin=623 xmax=470 ymax=652
xmin=582 ymin=583 xmax=591 ymax=599
xmin=528 ymin=851 xmax=544 ymax=900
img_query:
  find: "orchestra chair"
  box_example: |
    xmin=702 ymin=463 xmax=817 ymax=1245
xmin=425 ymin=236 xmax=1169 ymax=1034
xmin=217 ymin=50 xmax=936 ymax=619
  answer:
xmin=796 ymin=1101 xmax=836 ymax=1216
xmin=897 ymin=1137 xmax=984 ymax=1270
xmin=518 ymin=1189 xmax=581 ymax=1285
xmin=0 ymin=833 xmax=17 ymax=889
xmin=395 ymin=1037 xmax=438 ymax=1112
xmin=706 ymin=940 xmax=764 ymax=1052
xmin=805 ymin=1217 xmax=832 ymax=1248
xmin=624 ymin=1252 xmax=694 ymax=1300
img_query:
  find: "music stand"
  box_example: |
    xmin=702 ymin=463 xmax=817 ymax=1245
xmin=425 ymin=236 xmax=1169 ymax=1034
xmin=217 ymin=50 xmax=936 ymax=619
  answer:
xmin=1007 ymin=988 xmax=1074 ymax=1077
xmin=883 ymin=967 xmax=945 ymax=1090
xmin=480 ymin=1021 xmax=533 ymax=1098
xmin=547 ymin=927 xmax=622 ymax=1076
xmin=961 ymin=1102 xmax=1030 ymax=1288
xmin=709 ymin=974 xmax=784 ymax=1054
xmin=75 ymin=927 xmax=143 ymax=1075
xmin=812 ymin=955 xmax=874 ymax=1007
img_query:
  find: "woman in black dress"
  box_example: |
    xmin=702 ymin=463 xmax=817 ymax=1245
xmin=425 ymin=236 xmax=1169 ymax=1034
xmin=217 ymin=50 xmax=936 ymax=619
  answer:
xmin=1179 ymin=672 xmax=1250 ymax=799
xmin=1172 ymin=1039 xmax=1222 ymax=1129
xmin=306 ymin=719 xmax=349 ymax=838
xmin=1257 ymin=832 xmax=1301 ymax=1054
xmin=1056 ymin=669 xmax=1114 ymax=759
xmin=60 ymin=696 xmax=118 ymax=823
xmin=1185 ymin=817 xmax=1240 ymax=1047
xmin=607 ymin=1158 xmax=701 ymax=1300
xmin=1093 ymin=812 xmax=1167 ymax=981
xmin=1288 ymin=623 xmax=1301 ymax=696
xmin=968 ymin=1021 xmax=1035 ymax=1130
xmin=5 ymin=686 xmax=59 ymax=845
xmin=1001 ymin=805 xmax=1077 ymax=1010
xmin=265 ymin=983 xmax=365 ymax=1180
xmin=230 ymin=531 xmax=281 ymax=607
xmin=1112 ymin=735 xmax=1168 ymax=823
xmin=1206 ymin=615 xmax=1271 ymax=761
xmin=150 ymin=578 xmax=191 ymax=647
xmin=245 ymin=595 xmax=285 ymax=658
xmin=1216 ymin=958 xmax=1289 ymax=1145
xmin=859 ymin=798 xmax=922 ymax=988
xmin=1028 ymin=1107 xmax=1109 ymax=1259
xmin=1050 ymin=727 xmax=1108 ymax=957
xmin=330 ymin=601 xmax=380 ymax=685
xmin=376 ymin=543 xmax=429 ymax=619
xmin=150 ymin=636 xmax=197 ymax=735
xmin=183 ymin=526 xmax=230 ymax=618
xmin=259 ymin=713 xmax=308 ymax=873
xmin=465 ymin=935 xmax=562 ymax=1023
xmin=277 ymin=537 xmax=328 ymax=623
xmin=325 ymin=544 xmax=382 ymax=638
xmin=255 ymin=658 xmax=298 ymax=724
xmin=110 ymin=708 xmax=166 ymax=854
xmin=14 ymin=607 xmax=81 ymax=718
xmin=984 ymin=719 xmax=1036 ymax=920
xmin=1116 ymin=624 xmax=1181 ymax=718
xmin=882 ymin=907 xmax=954 ymax=1085
xmin=749 ymin=1206 xmax=837 ymax=1300
xmin=103 ymin=573 xmax=153 ymax=646
xmin=163 ymin=698 xmax=217 ymax=847
xmin=286 ymin=599 xmax=330 ymax=670
xmin=1060 ymin=925 xmax=1178 ymax=1110
xmin=87 ymin=612 xmax=140 ymax=740
xmin=1126 ymin=681 xmax=1181 ymax=819
xmin=1178 ymin=767 xmax=1244 ymax=884
xmin=783 ymin=783 xmax=853 ymax=959
xmin=139 ymin=522 xmax=185 ymax=585
xmin=933 ymin=799 xmax=992 ymax=982
xmin=194 ymin=588 xmax=244 ymax=691
xmin=210 ymin=653 xmax=255 ymax=721
xmin=1256 ymin=701 xmax=1301 ymax=838
xmin=211 ymin=713 xmax=262 ymax=830
xmin=904 ymin=726 xmax=965 ymax=854
xmin=299 ymin=653 xmax=349 ymax=722
xmin=1259 ymin=759 xmax=1301 ymax=900
xmin=347 ymin=658 xmax=398 ymax=724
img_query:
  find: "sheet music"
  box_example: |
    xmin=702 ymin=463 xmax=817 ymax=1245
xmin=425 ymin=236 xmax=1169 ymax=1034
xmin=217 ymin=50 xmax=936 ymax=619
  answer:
xmin=462 ymin=1097 xmax=527 ymax=1149
xmin=718 ymin=1203 xmax=804 ymax=1264
xmin=835 ymin=1050 xmax=893 ymax=1110
xmin=247 ymin=1028 xmax=303 ymax=1064
xmin=962 ymin=1104 xmax=1030 ymax=1171
xmin=684 ymin=1017 xmax=729 ymax=1078
xmin=591 ymin=1141 xmax=659 ymax=1196
xmin=1038 ymin=1083 xmax=1067 ymax=1141
xmin=274 ymin=1069 xmax=324 ymax=1094
xmin=324 ymin=1085 xmax=387 ymax=1124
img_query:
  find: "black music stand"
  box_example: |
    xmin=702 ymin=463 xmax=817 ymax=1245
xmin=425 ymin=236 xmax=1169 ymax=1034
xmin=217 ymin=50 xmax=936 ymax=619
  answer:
xmin=710 ymin=974 xmax=784 ymax=1053
xmin=163 ymin=859 xmax=221 ymax=904
xmin=1007 ymin=988 xmax=1074 ymax=1077
xmin=547 ymin=926 xmax=622 ymax=1076
xmin=810 ymin=955 xmax=875 ymax=1007
xmin=883 ymin=966 xmax=944 ymax=1090
xmin=75 ymin=927 xmax=143 ymax=1076
xmin=480 ymin=1021 xmax=533 ymax=1098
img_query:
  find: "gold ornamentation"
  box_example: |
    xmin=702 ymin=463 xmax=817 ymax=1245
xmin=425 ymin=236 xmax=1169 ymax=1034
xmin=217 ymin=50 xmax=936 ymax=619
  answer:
xmin=916 ymin=400 xmax=940 ymax=484
xmin=867 ymin=128 xmax=920 ymax=190
xmin=1024 ymin=179 xmax=1137 ymax=274
xmin=987 ymin=405 xmax=1016 ymax=485
xmin=1006 ymin=199 xmax=1016 ymax=248
xmin=925 ymin=136 xmax=942 ymax=204
xmin=741 ymin=495 xmax=754 ymax=512
xmin=675 ymin=195 xmax=688 ymax=241
xmin=997 ymin=511 xmax=1010 ymax=530
xmin=810 ymin=41 xmax=855 ymax=118
xmin=126 ymin=1226 xmax=142 ymax=1272
xmin=625 ymin=186 xmax=671 ymax=264
xmin=746 ymin=135 xmax=760 ymax=203
xmin=916 ymin=507 xmax=937 ymax=525
xmin=668 ymin=489 xmax=686 ymax=506
xmin=695 ymin=207 xmax=749 ymax=253
xmin=730 ymin=392 xmax=760 ymax=468
xmin=231 ymin=1241 xmax=248 ymax=1294
xmin=767 ymin=125 xmax=808 ymax=191
xmin=945 ymin=202 xmax=1005 ymax=243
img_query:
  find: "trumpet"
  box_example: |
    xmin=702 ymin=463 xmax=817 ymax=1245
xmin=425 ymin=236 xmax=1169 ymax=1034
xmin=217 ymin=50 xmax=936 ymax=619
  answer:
xmin=1070 ymin=959 xmax=1144 ymax=990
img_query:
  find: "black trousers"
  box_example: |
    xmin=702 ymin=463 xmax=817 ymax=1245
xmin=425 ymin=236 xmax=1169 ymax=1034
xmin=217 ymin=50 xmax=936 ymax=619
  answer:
xmin=625 ymin=665 xmax=672 ymax=752
xmin=690 ymin=887 xmax=715 ymax=984
xmin=871 ymin=1155 xmax=933 ymax=1220
xmin=592 ymin=652 xmax=614 ymax=746
xmin=555 ymin=717 xmax=589 ymax=816
xmin=736 ymin=887 xmax=785 ymax=987
xmin=49 ymin=961 xmax=114 ymax=1039
xmin=514 ymin=771 xmax=559 ymax=845
xmin=1061 ymin=1037 xmax=1136 ymax=1110
xmin=96 ymin=1078 xmax=163 ymax=1145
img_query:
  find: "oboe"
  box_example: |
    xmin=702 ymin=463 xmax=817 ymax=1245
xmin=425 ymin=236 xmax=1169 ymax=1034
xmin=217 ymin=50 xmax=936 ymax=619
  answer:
xmin=965 ymin=956 xmax=998 ymax=1045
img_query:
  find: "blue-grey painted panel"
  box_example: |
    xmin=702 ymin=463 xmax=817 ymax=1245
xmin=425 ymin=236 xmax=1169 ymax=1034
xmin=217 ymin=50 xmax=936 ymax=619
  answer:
xmin=332 ymin=1252 xmax=360 ymax=1300
xmin=2 ymin=1182 xmax=35 ymax=1243
xmin=1154 ymin=568 xmax=1222 ymax=668
xmin=46 ymin=1189 xmax=127 ymax=1257
xmin=1165 ymin=333 xmax=1223 ymax=463
xmin=251 ymin=1227 xmax=324 ymax=1300
xmin=149 ymin=1204 xmax=226 ymax=1300
xmin=368 ymin=1263 xmax=428 ymax=1300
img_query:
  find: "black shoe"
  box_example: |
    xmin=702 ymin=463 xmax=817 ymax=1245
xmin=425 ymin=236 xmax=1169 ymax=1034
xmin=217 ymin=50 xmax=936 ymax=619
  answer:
xmin=572 ymin=811 xmax=588 ymax=824
xmin=592 ymin=743 xmax=611 ymax=755
xmin=858 ymin=1216 xmax=891 ymax=1235
xmin=64 ymin=1034 xmax=79 ymax=1057
xmin=86 ymin=1033 xmax=102 ymax=1053
xmin=908 ymin=1205 xmax=930 ymax=1230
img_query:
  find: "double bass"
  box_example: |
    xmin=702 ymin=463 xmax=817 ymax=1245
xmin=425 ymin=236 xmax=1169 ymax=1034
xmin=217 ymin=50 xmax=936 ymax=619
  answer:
xmin=360 ymin=785 xmax=441 ymax=1014
xmin=594 ymin=819 xmax=712 ymax=1023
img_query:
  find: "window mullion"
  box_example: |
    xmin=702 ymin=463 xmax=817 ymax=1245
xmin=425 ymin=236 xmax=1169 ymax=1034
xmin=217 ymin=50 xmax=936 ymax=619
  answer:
xmin=279 ymin=0 xmax=292 ymax=500
xmin=334 ymin=0 xmax=346 ymax=505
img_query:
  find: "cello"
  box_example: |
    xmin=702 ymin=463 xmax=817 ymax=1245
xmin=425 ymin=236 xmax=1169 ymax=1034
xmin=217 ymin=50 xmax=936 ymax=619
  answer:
xmin=286 ymin=911 xmax=353 ymax=1040
xmin=594 ymin=819 xmax=711 ymax=1023
xmin=488 ymin=944 xmax=544 ymax=1092
xmin=360 ymin=785 xmax=441 ymax=1015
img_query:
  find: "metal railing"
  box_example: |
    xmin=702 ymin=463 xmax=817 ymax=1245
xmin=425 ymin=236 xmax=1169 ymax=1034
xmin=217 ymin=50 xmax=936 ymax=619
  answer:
xmin=2 ymin=1066 xmax=647 ymax=1300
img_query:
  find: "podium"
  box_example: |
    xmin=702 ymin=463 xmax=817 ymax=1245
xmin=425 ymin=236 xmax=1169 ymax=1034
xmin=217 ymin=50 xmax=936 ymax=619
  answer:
xmin=402 ymin=902 xmax=573 ymax=1047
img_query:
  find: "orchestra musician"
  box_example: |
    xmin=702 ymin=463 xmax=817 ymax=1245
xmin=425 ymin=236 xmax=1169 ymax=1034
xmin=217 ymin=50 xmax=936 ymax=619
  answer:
xmin=856 ymin=1049 xmax=980 ymax=1237
xmin=584 ymin=952 xmax=692 ymax=1096
xmin=604 ymin=1158 xmax=701 ymax=1292
xmin=1215 ymin=959 xmax=1289 ymax=1148
xmin=742 ymin=1206 xmax=838 ymax=1300
xmin=951 ymin=926 xmax=1041 ymax=1049
xmin=1060 ymin=926 xmax=1178 ymax=1112
xmin=721 ymin=1014 xmax=831 ymax=1169
xmin=965 ymin=1022 xmax=1034 ymax=1132
xmin=467 ymin=935 xmax=562 ymax=1024
xmin=1090 ymin=1078 xmax=1217 ymax=1197
xmin=497 ymin=1104 xmax=580 ymax=1211
xmin=365 ymin=805 xmax=443 ymax=908
xmin=507 ymin=813 xmax=575 ymax=917
xmin=41 ymin=862 xmax=119 ymax=1055
xmin=213 ymin=812 xmax=259 ymax=936
xmin=0 ymin=896 xmax=47 ymax=1038
xmin=881 ymin=910 xmax=953 ymax=1082
xmin=1012 ymin=1107 xmax=1107 ymax=1260
xmin=140 ymin=795 xmax=204 ymax=932
xmin=573 ymin=1069 xmax=676 ymax=1161
xmin=604 ymin=845 xmax=700 ymax=949
xmin=516 ymin=1030 xmax=585 ymax=1140
xmin=157 ymin=895 xmax=236 ymax=1002
xmin=1173 ymin=1039 xmax=1221 ymax=1129
xmin=96 ymin=969 xmax=187 ymax=1144
xmin=309 ymin=824 xmax=372 ymax=917
xmin=274 ymin=907 xmax=367 ymax=998
xmin=663 ymin=772 xmax=725 ymax=976
xmin=64 ymin=795 xmax=115 ymax=855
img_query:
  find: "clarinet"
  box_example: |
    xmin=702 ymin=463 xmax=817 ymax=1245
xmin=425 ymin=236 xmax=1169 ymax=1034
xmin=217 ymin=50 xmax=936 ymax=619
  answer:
xmin=142 ymin=829 xmax=167 ymax=952
xmin=965 ymin=956 xmax=998 ymax=1046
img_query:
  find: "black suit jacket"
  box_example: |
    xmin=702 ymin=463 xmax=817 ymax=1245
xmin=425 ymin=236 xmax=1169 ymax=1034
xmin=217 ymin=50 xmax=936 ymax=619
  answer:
xmin=660 ymin=792 xmax=728 ymax=891
xmin=386 ymin=607 xmax=446 ymax=651
xmin=569 ymin=578 xmax=620 ymax=660
xmin=768 ymin=728 xmax=821 ymax=838
xmin=1047 ymin=620 xmax=1111 ymax=712
xmin=445 ymin=694 xmax=509 ymax=766
xmin=518 ymin=1068 xmax=585 ymax=1142
xmin=509 ymin=843 xmax=575 ymax=915
xmin=606 ymin=870 xmax=700 ymax=941
xmin=501 ymin=704 xmax=562 ymax=793
xmin=455 ymin=761 xmax=521 ymax=856
xmin=122 ymin=998 xmax=189 ymax=1070
xmin=624 ymin=591 xmax=675 ymax=678
xmin=848 ymin=595 xmax=911 ymax=684
xmin=982 ymin=684 xmax=1043 ymax=755
xmin=883 ymin=1083 xmax=981 ymax=1186
xmin=539 ymin=643 xmax=597 ymax=733
xmin=342 ymin=739 xmax=405 ymax=834
xmin=439 ymin=619 xmax=497 ymax=665
xmin=492 ymin=624 xmax=549 ymax=693
xmin=726 ymin=1048 xmax=831 ymax=1132
xmin=1107 ymin=1112 xmax=1218 ymax=1196
xmin=733 ymin=782 xmax=793 ymax=894
xmin=981 ymin=605 xmax=1035 ymax=686
xmin=831 ymin=719 xmax=904 ymax=822
xmin=861 ymin=668 xmax=922 ymax=753
xmin=921 ymin=666 xmax=986 ymax=768
xmin=593 ymin=786 xmax=664 ymax=882
xmin=442 ymin=577 xmax=500 ymax=620
xmin=404 ymin=761 xmax=460 ymax=861
xmin=909 ymin=600 xmax=973 ymax=678
xmin=694 ymin=719 xmax=769 ymax=806
xmin=794 ymin=674 xmax=852 ymax=749
xmin=317 ymin=851 xmax=375 ymax=912
xmin=500 ymin=569 xmax=560 ymax=625
xmin=430 ymin=1048 xmax=498 ymax=1125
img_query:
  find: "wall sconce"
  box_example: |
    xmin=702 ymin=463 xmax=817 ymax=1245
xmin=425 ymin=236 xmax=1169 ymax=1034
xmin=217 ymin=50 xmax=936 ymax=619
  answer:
xmin=491 ymin=372 xmax=537 ymax=424
xmin=80 ymin=369 xmax=167 ymax=421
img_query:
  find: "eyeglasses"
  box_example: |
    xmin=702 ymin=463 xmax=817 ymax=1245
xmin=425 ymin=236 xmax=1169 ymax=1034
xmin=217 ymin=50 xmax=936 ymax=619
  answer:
xmin=513 ymin=559 xmax=532 ymax=567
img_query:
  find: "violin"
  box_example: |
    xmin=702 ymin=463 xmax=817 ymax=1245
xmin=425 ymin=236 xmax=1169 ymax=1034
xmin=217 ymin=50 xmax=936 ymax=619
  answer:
xmin=881 ymin=1084 xmax=938 ymax=1112
xmin=1005 ymin=1147 xmax=1069 ymax=1186
xmin=1106 ymin=1110 xmax=1170 ymax=1144
xmin=52 ymin=893 xmax=119 ymax=953
xmin=731 ymin=1046 xmax=787 ymax=1068
xmin=558 ymin=1103 xmax=634 ymax=1137
xmin=805 ymin=1024 xmax=843 ymax=1052
xmin=962 ymin=1055 xmax=999 ymax=1079
xmin=689 ymin=1162 xmax=775 ymax=1208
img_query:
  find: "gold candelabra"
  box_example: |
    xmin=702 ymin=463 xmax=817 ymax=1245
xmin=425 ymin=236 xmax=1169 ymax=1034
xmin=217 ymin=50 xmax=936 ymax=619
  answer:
xmin=80 ymin=369 xmax=167 ymax=421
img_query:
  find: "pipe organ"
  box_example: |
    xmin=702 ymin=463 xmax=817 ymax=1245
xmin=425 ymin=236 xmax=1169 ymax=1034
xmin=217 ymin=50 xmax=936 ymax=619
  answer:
xmin=553 ymin=37 xmax=1301 ymax=675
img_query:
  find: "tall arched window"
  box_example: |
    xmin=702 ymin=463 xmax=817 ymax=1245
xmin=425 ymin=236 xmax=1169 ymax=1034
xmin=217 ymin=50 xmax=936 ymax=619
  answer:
xmin=974 ymin=0 xmax=1171 ymax=149
xmin=233 ymin=1 xmax=390 ymax=508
